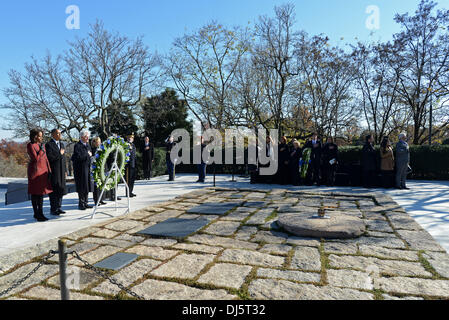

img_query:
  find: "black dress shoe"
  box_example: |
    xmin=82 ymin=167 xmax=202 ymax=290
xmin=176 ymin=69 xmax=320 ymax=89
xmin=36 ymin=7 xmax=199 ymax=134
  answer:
xmin=85 ymin=204 xmax=93 ymax=209
xmin=36 ymin=215 xmax=48 ymax=222
xmin=57 ymin=209 xmax=66 ymax=214
xmin=130 ymin=193 xmax=136 ymax=198
xmin=51 ymin=211 xmax=61 ymax=216
xmin=78 ymin=206 xmax=86 ymax=210
xmin=117 ymin=197 xmax=122 ymax=201
xmin=100 ymin=201 xmax=107 ymax=205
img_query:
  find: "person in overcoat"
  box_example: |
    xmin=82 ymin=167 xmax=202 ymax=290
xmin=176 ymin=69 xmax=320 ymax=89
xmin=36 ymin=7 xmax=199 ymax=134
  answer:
xmin=142 ymin=136 xmax=154 ymax=180
xmin=303 ymin=133 xmax=322 ymax=186
xmin=71 ymin=130 xmax=93 ymax=210
xmin=277 ymin=136 xmax=291 ymax=185
xmin=322 ymin=137 xmax=339 ymax=187
xmin=45 ymin=129 xmax=67 ymax=215
xmin=395 ymin=133 xmax=411 ymax=190
xmin=361 ymin=134 xmax=377 ymax=188
xmin=380 ymin=136 xmax=395 ymax=188
xmin=27 ymin=128 xmax=52 ymax=222
xmin=289 ymin=140 xmax=303 ymax=186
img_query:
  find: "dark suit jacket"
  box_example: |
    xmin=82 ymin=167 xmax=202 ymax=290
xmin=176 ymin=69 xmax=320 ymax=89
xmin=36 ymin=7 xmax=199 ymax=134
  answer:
xmin=362 ymin=142 xmax=377 ymax=172
xmin=45 ymin=139 xmax=67 ymax=193
xmin=71 ymin=141 xmax=93 ymax=194
xmin=142 ymin=143 xmax=154 ymax=170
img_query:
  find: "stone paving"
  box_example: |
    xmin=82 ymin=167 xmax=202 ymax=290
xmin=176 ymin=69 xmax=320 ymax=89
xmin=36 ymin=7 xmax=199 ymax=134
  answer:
xmin=1 ymin=187 xmax=449 ymax=300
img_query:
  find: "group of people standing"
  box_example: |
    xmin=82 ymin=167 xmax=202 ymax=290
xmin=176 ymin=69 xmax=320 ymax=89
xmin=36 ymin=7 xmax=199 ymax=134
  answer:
xmin=259 ymin=132 xmax=411 ymax=189
xmin=27 ymin=128 xmax=65 ymax=221
xmin=26 ymin=128 xmax=145 ymax=222
xmin=362 ymin=133 xmax=411 ymax=189
xmin=270 ymin=133 xmax=339 ymax=187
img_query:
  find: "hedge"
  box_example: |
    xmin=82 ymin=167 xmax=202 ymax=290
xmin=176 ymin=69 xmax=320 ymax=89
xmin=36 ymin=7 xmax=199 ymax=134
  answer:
xmin=335 ymin=145 xmax=449 ymax=180
xmin=142 ymin=145 xmax=449 ymax=181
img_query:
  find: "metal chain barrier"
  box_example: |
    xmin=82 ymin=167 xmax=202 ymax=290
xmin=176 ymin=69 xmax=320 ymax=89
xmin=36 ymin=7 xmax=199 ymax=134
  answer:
xmin=69 ymin=251 xmax=145 ymax=300
xmin=0 ymin=249 xmax=145 ymax=300
xmin=0 ymin=250 xmax=57 ymax=298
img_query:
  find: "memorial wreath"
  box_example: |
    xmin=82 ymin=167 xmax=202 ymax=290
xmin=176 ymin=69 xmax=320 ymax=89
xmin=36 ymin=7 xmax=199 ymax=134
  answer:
xmin=300 ymin=148 xmax=312 ymax=180
xmin=91 ymin=136 xmax=131 ymax=191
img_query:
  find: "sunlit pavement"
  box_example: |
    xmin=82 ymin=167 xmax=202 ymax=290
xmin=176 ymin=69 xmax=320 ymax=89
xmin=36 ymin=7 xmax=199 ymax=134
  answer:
xmin=0 ymin=174 xmax=448 ymax=256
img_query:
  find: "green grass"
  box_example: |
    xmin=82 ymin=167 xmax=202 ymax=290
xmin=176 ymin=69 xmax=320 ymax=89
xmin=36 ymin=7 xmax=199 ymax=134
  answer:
xmin=264 ymin=210 xmax=278 ymax=223
xmin=418 ymin=251 xmax=443 ymax=279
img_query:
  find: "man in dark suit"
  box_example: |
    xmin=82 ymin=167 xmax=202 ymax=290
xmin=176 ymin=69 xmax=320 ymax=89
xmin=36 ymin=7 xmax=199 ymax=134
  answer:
xmin=71 ymin=130 xmax=93 ymax=210
xmin=45 ymin=129 xmax=67 ymax=215
xmin=304 ymin=133 xmax=322 ymax=186
xmin=125 ymin=134 xmax=137 ymax=197
xmin=142 ymin=136 xmax=154 ymax=180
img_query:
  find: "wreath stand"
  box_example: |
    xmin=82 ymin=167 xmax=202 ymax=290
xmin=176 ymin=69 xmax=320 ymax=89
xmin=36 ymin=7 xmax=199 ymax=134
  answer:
xmin=91 ymin=146 xmax=130 ymax=220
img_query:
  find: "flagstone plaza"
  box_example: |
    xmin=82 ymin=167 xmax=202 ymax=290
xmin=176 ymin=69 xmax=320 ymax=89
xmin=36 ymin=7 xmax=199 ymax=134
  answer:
xmin=1 ymin=175 xmax=449 ymax=300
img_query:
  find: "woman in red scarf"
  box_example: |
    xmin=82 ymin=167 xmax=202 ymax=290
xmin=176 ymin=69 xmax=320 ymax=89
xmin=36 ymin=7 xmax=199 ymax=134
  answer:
xmin=27 ymin=128 xmax=52 ymax=221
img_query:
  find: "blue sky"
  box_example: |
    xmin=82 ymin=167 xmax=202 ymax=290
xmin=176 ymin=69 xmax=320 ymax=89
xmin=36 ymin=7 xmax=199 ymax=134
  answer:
xmin=1 ymin=0 xmax=448 ymax=140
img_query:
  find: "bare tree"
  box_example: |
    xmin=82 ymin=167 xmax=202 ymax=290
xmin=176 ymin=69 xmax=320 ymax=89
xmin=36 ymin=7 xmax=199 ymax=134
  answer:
xmin=352 ymin=42 xmax=406 ymax=144
xmin=167 ymin=21 xmax=250 ymax=130
xmin=252 ymin=3 xmax=299 ymax=135
xmin=295 ymin=34 xmax=357 ymax=140
xmin=391 ymin=0 xmax=449 ymax=144
xmin=2 ymin=21 xmax=160 ymax=140
xmin=232 ymin=56 xmax=269 ymax=129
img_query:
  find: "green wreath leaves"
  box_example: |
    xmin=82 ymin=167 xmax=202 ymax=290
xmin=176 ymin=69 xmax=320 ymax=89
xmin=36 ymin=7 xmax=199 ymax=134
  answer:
xmin=91 ymin=136 xmax=131 ymax=191
xmin=300 ymin=148 xmax=312 ymax=180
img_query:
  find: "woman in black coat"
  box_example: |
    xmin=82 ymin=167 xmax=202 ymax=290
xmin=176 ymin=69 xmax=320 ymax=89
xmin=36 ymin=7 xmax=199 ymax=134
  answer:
xmin=361 ymin=135 xmax=377 ymax=188
xmin=322 ymin=137 xmax=339 ymax=187
xmin=289 ymin=140 xmax=303 ymax=186
xmin=71 ymin=131 xmax=93 ymax=210
xmin=277 ymin=136 xmax=291 ymax=185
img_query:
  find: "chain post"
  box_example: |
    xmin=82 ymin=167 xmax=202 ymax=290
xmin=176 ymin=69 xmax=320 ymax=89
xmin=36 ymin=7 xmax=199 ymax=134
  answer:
xmin=58 ymin=240 xmax=70 ymax=300
xmin=213 ymin=163 xmax=216 ymax=187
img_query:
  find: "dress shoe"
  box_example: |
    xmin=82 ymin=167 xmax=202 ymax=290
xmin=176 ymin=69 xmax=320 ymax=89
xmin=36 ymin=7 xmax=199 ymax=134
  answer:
xmin=100 ymin=201 xmax=107 ymax=205
xmin=85 ymin=204 xmax=93 ymax=209
xmin=130 ymin=193 xmax=136 ymax=198
xmin=57 ymin=209 xmax=66 ymax=214
xmin=78 ymin=206 xmax=86 ymax=210
xmin=51 ymin=211 xmax=61 ymax=216
xmin=35 ymin=215 xmax=48 ymax=222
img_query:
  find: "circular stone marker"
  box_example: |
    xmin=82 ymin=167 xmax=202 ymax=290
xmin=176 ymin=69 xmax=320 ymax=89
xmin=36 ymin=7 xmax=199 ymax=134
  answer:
xmin=278 ymin=211 xmax=366 ymax=239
